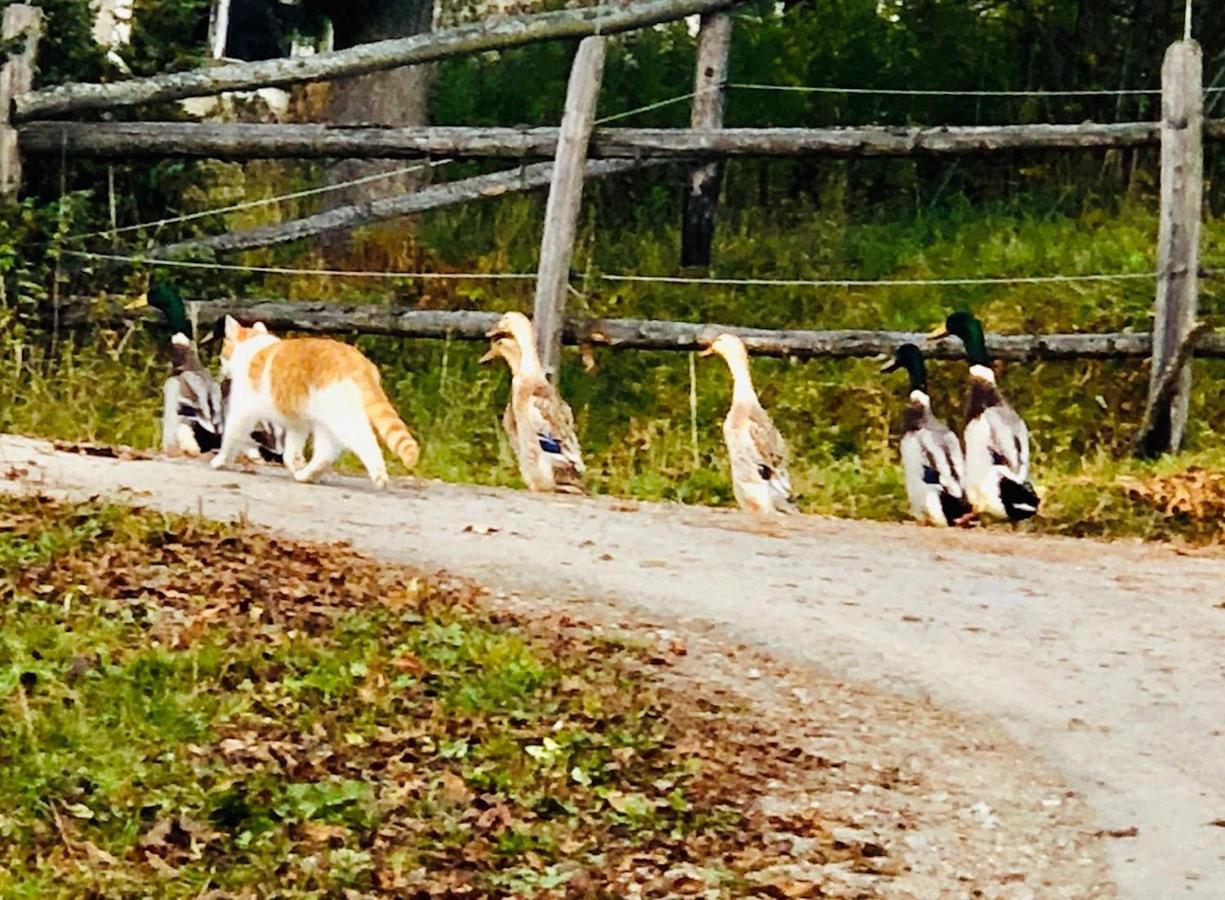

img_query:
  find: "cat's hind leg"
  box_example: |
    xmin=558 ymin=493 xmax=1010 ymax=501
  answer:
xmin=294 ymin=425 xmax=340 ymax=483
xmin=347 ymin=423 xmax=389 ymax=489
xmin=312 ymin=385 xmax=389 ymax=489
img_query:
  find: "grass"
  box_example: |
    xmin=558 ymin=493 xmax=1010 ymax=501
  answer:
xmin=0 ymin=494 xmax=881 ymax=896
xmin=7 ymin=187 xmax=1225 ymax=544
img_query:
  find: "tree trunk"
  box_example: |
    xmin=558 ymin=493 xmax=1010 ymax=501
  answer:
xmin=317 ymin=0 xmax=436 ymax=255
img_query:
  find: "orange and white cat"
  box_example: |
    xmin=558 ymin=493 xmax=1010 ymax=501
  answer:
xmin=212 ymin=317 xmax=419 ymax=488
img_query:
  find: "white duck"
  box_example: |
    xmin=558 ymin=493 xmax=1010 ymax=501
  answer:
xmin=702 ymin=333 xmax=796 ymax=515
xmin=481 ymin=312 xmax=586 ymax=494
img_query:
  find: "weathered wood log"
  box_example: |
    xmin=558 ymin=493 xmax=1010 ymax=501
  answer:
xmin=20 ymin=121 xmax=1191 ymax=160
xmin=681 ymin=12 xmax=732 ymax=267
xmin=0 ymin=5 xmax=42 ymax=200
xmin=13 ymin=0 xmax=739 ymax=121
xmin=1139 ymin=40 xmax=1203 ymax=458
xmin=155 ymin=158 xmax=653 ymax=258
xmin=534 ymin=36 xmax=606 ymax=380
xmin=55 ymin=297 xmax=1222 ymax=361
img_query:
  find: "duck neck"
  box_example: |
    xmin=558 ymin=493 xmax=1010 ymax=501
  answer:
xmin=162 ymin=299 xmax=191 ymax=337
xmin=960 ymin=321 xmax=991 ymax=368
xmin=726 ymin=355 xmax=759 ymax=404
xmin=513 ymin=338 xmax=544 ymax=380
xmin=969 ymin=363 xmax=996 ymax=384
xmin=902 ymin=356 xmax=928 ymax=395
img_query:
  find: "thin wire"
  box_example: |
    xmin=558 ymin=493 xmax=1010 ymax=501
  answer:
xmin=728 ymin=82 xmax=1163 ymax=98
xmin=62 ymin=250 xmax=538 ymax=281
xmin=64 ymin=159 xmax=453 ymax=243
xmin=600 ymin=271 xmax=1156 ymax=287
xmin=1185 ymin=0 xmax=1193 ymax=40
xmin=596 ymin=81 xmax=1182 ymax=125
xmin=61 ymin=249 xmax=1158 ymax=289
xmin=596 ymin=91 xmax=697 ymax=124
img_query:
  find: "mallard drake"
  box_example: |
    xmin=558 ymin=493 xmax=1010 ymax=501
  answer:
xmin=128 ymin=282 xmax=223 ymax=456
xmin=881 ymin=343 xmax=972 ymax=526
xmin=702 ymin=333 xmax=796 ymax=515
xmin=480 ymin=312 xmax=586 ymax=494
xmin=929 ymin=311 xmax=1039 ymax=522
xmin=130 ymin=283 xmax=283 ymax=462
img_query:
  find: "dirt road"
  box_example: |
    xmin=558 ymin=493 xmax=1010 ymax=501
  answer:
xmin=5 ymin=435 xmax=1225 ymax=898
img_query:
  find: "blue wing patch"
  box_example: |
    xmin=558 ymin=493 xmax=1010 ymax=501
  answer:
xmin=922 ymin=465 xmax=940 ymax=485
xmin=538 ymin=434 xmax=563 ymax=455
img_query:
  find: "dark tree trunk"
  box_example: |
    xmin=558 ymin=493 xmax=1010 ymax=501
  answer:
xmin=310 ymin=0 xmax=436 ymax=253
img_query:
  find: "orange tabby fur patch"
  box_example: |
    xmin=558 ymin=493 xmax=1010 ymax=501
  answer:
xmin=223 ymin=327 xmax=418 ymax=470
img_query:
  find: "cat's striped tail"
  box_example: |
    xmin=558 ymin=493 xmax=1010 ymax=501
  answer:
xmin=359 ymin=373 xmax=419 ymax=470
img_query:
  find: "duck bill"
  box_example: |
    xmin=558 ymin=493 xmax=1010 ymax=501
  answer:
xmin=925 ymin=325 xmax=949 ymax=341
xmin=697 ymin=346 xmax=716 ymax=358
xmin=478 ymin=348 xmax=497 ymax=365
xmin=124 ymin=293 xmax=150 ymax=311
xmin=879 ymin=359 xmax=901 ymax=374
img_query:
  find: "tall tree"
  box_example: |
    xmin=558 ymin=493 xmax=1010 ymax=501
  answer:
xmin=306 ymin=0 xmax=436 ymax=216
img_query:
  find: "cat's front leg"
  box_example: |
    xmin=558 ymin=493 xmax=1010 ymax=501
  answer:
xmin=162 ymin=380 xmax=183 ymax=455
xmin=211 ymin=408 xmax=258 ymax=470
xmin=281 ymin=425 xmax=309 ymax=475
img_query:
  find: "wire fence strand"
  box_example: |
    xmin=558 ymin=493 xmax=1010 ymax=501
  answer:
xmin=63 ymin=250 xmax=537 ymax=281
xmin=599 ymin=272 xmax=1157 ymax=287
xmin=727 ymin=82 xmax=1164 ymax=98
xmin=596 ymin=92 xmax=697 ymax=124
xmin=63 ymin=249 xmax=1156 ymax=289
xmin=65 ymin=159 xmax=453 ymax=244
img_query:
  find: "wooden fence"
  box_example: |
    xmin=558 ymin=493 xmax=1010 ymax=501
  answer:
xmin=0 ymin=0 xmax=1219 ymax=455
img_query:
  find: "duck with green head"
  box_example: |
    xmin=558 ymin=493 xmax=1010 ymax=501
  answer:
xmin=128 ymin=281 xmax=223 ymax=456
xmin=129 ymin=281 xmax=282 ymax=463
xmin=928 ymin=310 xmax=1039 ymax=523
xmin=881 ymin=343 xmax=972 ymax=526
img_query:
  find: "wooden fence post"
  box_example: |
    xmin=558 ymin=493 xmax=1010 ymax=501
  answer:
xmin=1137 ymin=39 xmax=1203 ymax=458
xmin=0 ymin=4 xmax=42 ymax=201
xmin=532 ymin=35 xmax=606 ymax=380
xmin=208 ymin=0 xmax=233 ymax=59
xmin=680 ymin=11 xmax=732 ymax=268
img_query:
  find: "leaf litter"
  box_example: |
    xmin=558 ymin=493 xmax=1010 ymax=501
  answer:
xmin=0 ymin=493 xmax=916 ymax=898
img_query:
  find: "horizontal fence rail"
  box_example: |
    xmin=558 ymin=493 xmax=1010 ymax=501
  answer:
xmin=148 ymin=158 xmax=658 ymax=257
xmin=25 ymin=121 xmax=1225 ymax=160
xmin=54 ymin=298 xmax=1225 ymax=361
xmin=12 ymin=0 xmax=740 ymax=121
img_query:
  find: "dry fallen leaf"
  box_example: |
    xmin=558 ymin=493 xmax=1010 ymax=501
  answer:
xmin=1094 ymin=825 xmax=1139 ymax=838
xmin=298 ymin=822 xmax=351 ymax=846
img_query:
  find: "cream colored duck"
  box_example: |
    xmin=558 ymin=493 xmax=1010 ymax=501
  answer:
xmin=702 ymin=333 xmax=796 ymax=515
xmin=481 ymin=312 xmax=586 ymax=494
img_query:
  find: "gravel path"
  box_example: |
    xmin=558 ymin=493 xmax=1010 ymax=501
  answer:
xmin=5 ymin=435 xmax=1225 ymax=898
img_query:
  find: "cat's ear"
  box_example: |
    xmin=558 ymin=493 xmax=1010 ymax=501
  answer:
xmin=224 ymin=315 xmax=240 ymax=340
xmin=252 ymin=321 xmax=268 ymax=335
